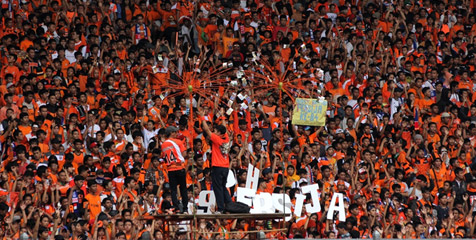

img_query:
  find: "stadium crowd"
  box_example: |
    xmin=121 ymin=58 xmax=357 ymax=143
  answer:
xmin=1 ymin=0 xmax=476 ymax=238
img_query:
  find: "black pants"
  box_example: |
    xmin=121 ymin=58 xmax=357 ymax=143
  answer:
xmin=212 ymin=167 xmax=232 ymax=212
xmin=168 ymin=169 xmax=188 ymax=213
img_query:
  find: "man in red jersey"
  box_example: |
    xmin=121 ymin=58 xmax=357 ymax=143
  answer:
xmin=199 ymin=110 xmax=232 ymax=213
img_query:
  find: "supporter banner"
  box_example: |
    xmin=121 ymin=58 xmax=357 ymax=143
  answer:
xmin=198 ymin=164 xmax=346 ymax=222
xmin=292 ymin=98 xmax=327 ymax=126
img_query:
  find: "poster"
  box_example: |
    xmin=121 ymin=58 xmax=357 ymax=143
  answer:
xmin=292 ymin=98 xmax=327 ymax=126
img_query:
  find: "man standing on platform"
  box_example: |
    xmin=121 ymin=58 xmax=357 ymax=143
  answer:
xmin=161 ymin=126 xmax=188 ymax=213
xmin=198 ymin=110 xmax=232 ymax=213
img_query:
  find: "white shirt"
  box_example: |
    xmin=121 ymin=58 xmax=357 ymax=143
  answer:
xmin=65 ymin=49 xmax=76 ymax=63
xmin=408 ymin=187 xmax=422 ymax=200
xmin=142 ymin=128 xmax=158 ymax=149
xmin=83 ymin=124 xmax=100 ymax=138
xmin=390 ymin=97 xmax=404 ymax=120
xmin=181 ymin=25 xmax=192 ymax=44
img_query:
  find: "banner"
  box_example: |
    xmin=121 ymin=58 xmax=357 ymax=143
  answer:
xmin=292 ymin=98 xmax=327 ymax=126
xmin=197 ymin=164 xmax=346 ymax=222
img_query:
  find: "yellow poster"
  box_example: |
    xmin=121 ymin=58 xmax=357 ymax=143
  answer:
xmin=292 ymin=98 xmax=327 ymax=126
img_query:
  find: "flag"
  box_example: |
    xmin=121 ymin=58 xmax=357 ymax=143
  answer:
xmin=414 ymin=108 xmax=419 ymax=130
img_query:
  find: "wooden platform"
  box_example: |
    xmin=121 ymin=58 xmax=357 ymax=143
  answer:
xmin=140 ymin=213 xmax=289 ymax=221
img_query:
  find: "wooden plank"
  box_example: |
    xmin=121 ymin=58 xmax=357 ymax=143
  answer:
xmin=140 ymin=213 xmax=289 ymax=221
xmin=193 ymin=213 xmax=288 ymax=220
xmin=190 ymin=228 xmax=288 ymax=235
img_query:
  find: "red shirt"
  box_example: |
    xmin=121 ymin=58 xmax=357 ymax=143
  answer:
xmin=210 ymin=133 xmax=230 ymax=168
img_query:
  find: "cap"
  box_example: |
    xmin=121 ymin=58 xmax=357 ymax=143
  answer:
xmin=441 ymin=112 xmax=451 ymax=118
xmin=336 ymin=129 xmax=344 ymax=134
xmin=358 ymin=168 xmax=367 ymax=174
xmin=165 ymin=126 xmax=179 ymax=135
xmin=89 ymin=109 xmax=98 ymax=115
xmin=262 ymin=168 xmax=272 ymax=175
xmin=6 ymin=83 xmax=14 ymax=88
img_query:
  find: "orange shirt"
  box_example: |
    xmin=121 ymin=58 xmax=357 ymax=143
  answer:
xmin=416 ymin=98 xmax=434 ymax=109
xmin=113 ymin=176 xmax=125 ymax=195
xmin=20 ymin=39 xmax=33 ymax=51
xmin=85 ymin=193 xmax=102 ymax=219
xmin=222 ymin=35 xmax=238 ymax=55
xmin=427 ymin=133 xmax=440 ymax=145
xmin=18 ymin=125 xmax=32 ymax=137
xmin=210 ymin=133 xmax=230 ymax=168
xmin=72 ymin=152 xmax=84 ymax=166
xmin=328 ymin=88 xmax=346 ymax=98
xmin=1 ymin=65 xmax=20 ymax=83
xmin=413 ymin=156 xmax=431 ymax=175
xmin=151 ymin=68 xmax=169 ymax=90
xmin=114 ymin=139 xmax=127 ymax=153
xmin=429 ymin=165 xmax=448 ymax=194
xmin=161 ymin=138 xmax=186 ymax=171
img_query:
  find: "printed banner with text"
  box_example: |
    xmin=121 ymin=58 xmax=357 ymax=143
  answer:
xmin=292 ymin=98 xmax=327 ymax=126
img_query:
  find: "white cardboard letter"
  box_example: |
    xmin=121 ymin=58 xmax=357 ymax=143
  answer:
xmin=250 ymin=192 xmax=274 ymax=214
xmin=294 ymin=193 xmax=306 ymax=217
xmin=197 ymin=191 xmax=216 ymax=214
xmin=245 ymin=163 xmax=260 ymax=191
xmin=272 ymin=193 xmax=292 ymax=221
xmin=301 ymin=184 xmax=321 ymax=214
xmin=327 ymin=193 xmax=346 ymax=222
xmin=236 ymin=187 xmax=256 ymax=206
xmin=226 ymin=170 xmax=236 ymax=188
